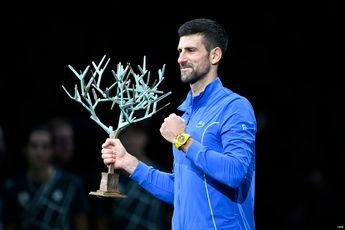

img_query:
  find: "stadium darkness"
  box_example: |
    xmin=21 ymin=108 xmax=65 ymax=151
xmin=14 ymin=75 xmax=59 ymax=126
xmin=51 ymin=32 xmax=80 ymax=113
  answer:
xmin=1 ymin=1 xmax=343 ymax=229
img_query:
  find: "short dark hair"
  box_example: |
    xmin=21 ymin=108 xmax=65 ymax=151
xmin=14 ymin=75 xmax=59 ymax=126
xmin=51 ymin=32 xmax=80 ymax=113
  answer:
xmin=25 ymin=122 xmax=54 ymax=145
xmin=178 ymin=18 xmax=229 ymax=56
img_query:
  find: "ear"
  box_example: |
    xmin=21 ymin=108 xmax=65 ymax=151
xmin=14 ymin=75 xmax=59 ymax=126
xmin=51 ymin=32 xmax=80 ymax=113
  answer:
xmin=210 ymin=47 xmax=222 ymax=65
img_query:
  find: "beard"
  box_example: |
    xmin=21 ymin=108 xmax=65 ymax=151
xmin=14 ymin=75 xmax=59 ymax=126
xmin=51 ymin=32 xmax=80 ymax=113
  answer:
xmin=180 ymin=62 xmax=211 ymax=84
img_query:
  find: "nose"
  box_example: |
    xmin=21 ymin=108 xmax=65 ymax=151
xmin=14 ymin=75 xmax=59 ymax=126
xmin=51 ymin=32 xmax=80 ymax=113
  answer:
xmin=177 ymin=51 xmax=187 ymax=64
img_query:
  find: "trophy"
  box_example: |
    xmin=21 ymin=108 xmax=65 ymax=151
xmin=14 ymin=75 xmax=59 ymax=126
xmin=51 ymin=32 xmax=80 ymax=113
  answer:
xmin=62 ymin=55 xmax=171 ymax=198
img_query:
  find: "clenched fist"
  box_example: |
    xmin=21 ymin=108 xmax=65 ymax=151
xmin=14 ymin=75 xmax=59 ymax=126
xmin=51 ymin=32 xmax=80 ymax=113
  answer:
xmin=160 ymin=113 xmax=186 ymax=143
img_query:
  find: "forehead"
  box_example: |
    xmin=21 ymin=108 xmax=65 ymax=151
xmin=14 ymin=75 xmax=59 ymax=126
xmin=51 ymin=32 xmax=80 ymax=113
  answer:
xmin=55 ymin=124 xmax=74 ymax=136
xmin=29 ymin=130 xmax=51 ymax=143
xmin=178 ymin=34 xmax=205 ymax=49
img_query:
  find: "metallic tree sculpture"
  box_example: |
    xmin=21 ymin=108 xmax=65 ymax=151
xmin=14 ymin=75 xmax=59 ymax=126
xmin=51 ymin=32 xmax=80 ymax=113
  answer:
xmin=62 ymin=55 xmax=171 ymax=198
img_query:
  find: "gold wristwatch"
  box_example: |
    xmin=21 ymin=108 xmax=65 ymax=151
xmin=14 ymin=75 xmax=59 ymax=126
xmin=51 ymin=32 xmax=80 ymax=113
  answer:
xmin=174 ymin=132 xmax=191 ymax=149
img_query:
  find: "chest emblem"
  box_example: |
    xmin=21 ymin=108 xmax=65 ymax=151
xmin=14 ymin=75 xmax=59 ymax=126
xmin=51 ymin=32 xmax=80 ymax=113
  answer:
xmin=196 ymin=121 xmax=205 ymax=128
xmin=52 ymin=189 xmax=63 ymax=202
xmin=18 ymin=191 xmax=30 ymax=207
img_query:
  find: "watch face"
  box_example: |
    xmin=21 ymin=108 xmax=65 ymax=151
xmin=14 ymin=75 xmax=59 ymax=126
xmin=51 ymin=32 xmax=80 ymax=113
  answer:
xmin=178 ymin=136 xmax=185 ymax=142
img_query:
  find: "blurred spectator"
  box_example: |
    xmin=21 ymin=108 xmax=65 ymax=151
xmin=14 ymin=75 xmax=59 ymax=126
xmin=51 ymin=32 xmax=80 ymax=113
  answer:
xmin=47 ymin=116 xmax=114 ymax=230
xmin=48 ymin=116 xmax=77 ymax=172
xmin=110 ymin=121 xmax=173 ymax=230
xmin=1 ymin=121 xmax=89 ymax=230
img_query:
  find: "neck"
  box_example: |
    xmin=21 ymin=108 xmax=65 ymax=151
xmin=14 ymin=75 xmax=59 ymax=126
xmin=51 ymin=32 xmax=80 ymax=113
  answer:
xmin=190 ymin=74 xmax=217 ymax=96
xmin=28 ymin=166 xmax=54 ymax=182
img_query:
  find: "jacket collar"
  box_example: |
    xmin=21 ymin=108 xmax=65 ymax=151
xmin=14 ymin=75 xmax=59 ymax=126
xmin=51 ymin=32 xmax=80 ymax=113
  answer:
xmin=177 ymin=77 xmax=223 ymax=112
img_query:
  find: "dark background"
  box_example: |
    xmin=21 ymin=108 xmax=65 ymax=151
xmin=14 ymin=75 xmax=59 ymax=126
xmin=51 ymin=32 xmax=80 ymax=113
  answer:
xmin=1 ymin=1 xmax=344 ymax=229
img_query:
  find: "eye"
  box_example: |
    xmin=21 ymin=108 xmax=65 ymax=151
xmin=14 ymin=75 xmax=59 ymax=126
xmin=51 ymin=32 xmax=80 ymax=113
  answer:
xmin=29 ymin=142 xmax=51 ymax=150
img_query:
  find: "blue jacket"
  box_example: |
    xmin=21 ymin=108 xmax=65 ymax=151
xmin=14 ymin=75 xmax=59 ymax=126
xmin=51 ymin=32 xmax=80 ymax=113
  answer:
xmin=131 ymin=77 xmax=256 ymax=229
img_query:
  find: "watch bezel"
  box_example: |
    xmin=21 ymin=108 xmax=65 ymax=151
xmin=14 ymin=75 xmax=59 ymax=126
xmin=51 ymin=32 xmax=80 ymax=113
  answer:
xmin=175 ymin=133 xmax=191 ymax=149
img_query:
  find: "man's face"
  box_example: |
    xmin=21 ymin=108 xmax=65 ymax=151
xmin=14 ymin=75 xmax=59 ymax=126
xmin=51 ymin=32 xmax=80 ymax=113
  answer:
xmin=53 ymin=124 xmax=75 ymax=162
xmin=26 ymin=130 xmax=53 ymax=169
xmin=177 ymin=34 xmax=211 ymax=84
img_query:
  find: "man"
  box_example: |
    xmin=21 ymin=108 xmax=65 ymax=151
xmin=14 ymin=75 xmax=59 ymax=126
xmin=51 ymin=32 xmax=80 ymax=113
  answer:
xmin=101 ymin=18 xmax=257 ymax=230
xmin=48 ymin=116 xmax=76 ymax=171
xmin=2 ymin=122 xmax=89 ymax=230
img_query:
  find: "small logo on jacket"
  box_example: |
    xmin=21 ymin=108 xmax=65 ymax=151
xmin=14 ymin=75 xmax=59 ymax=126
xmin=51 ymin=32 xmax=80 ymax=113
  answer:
xmin=196 ymin=121 xmax=205 ymax=128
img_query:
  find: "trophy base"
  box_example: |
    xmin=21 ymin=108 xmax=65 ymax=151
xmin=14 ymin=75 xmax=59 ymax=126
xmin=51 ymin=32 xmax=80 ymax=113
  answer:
xmin=89 ymin=190 xmax=127 ymax=198
xmin=89 ymin=172 xmax=127 ymax=198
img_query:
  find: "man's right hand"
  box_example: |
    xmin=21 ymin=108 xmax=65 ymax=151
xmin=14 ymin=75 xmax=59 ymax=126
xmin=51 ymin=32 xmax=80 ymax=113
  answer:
xmin=101 ymin=138 xmax=139 ymax=174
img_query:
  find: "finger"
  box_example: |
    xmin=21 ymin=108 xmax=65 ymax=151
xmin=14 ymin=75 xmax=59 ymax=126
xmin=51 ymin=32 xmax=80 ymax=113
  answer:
xmin=101 ymin=148 xmax=114 ymax=155
xmin=103 ymin=158 xmax=115 ymax=165
xmin=102 ymin=152 xmax=116 ymax=161
xmin=168 ymin=114 xmax=175 ymax=120
xmin=102 ymin=138 xmax=115 ymax=148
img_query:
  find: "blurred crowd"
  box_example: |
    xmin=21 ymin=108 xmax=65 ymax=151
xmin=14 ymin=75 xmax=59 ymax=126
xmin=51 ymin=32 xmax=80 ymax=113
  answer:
xmin=0 ymin=116 xmax=173 ymax=230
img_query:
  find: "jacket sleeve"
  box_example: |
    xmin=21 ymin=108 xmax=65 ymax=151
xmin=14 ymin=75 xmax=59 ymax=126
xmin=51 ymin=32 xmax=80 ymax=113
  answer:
xmin=185 ymin=98 xmax=256 ymax=188
xmin=130 ymin=161 xmax=175 ymax=204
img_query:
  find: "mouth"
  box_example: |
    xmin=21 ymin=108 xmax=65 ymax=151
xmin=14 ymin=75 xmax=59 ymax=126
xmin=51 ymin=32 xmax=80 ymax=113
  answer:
xmin=180 ymin=67 xmax=189 ymax=71
xmin=180 ymin=65 xmax=192 ymax=71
